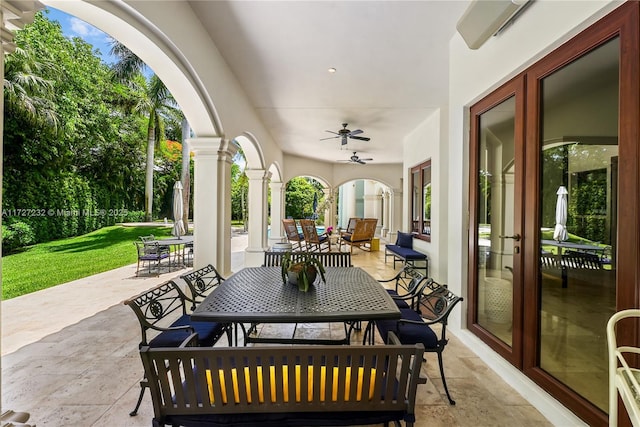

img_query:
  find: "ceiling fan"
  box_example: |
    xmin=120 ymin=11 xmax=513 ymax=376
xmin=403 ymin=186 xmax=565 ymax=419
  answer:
xmin=320 ymin=123 xmax=370 ymax=145
xmin=338 ymin=152 xmax=373 ymax=165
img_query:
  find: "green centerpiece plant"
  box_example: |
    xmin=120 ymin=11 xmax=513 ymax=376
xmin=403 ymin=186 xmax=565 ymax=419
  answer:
xmin=281 ymin=251 xmax=326 ymax=292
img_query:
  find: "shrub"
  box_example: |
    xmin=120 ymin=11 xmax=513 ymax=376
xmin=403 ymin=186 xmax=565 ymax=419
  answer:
xmin=124 ymin=210 xmax=146 ymax=222
xmin=2 ymin=220 xmax=36 ymax=253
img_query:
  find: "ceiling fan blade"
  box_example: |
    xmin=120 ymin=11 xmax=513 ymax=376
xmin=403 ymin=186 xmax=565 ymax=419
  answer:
xmin=349 ymin=136 xmax=370 ymax=141
xmin=356 ymin=160 xmax=366 ymax=164
xmin=336 ymin=159 xmax=351 ymax=163
xmin=360 ymin=158 xmax=373 ymax=161
xmin=320 ymin=136 xmax=339 ymax=141
xmin=325 ymin=130 xmax=340 ymax=135
xmin=348 ymin=129 xmax=363 ymax=136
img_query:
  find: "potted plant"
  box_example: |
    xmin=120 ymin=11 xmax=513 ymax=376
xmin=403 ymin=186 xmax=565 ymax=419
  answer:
xmin=281 ymin=251 xmax=326 ymax=292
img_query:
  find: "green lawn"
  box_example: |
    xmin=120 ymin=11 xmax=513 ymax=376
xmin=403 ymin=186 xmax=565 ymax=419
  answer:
xmin=1 ymin=225 xmax=174 ymax=300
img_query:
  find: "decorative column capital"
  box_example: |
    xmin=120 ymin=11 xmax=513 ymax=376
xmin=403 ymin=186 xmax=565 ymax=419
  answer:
xmin=188 ymin=137 xmax=237 ymax=163
xmin=244 ymin=169 xmax=271 ymax=181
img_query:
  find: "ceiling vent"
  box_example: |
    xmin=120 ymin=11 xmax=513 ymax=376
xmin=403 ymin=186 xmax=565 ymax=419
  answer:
xmin=456 ymin=0 xmax=531 ymax=50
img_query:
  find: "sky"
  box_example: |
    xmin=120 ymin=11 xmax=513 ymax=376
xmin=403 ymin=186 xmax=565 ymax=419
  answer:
xmin=45 ymin=7 xmax=118 ymax=65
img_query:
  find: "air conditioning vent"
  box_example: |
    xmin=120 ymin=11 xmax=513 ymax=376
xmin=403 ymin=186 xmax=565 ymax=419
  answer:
xmin=456 ymin=0 xmax=531 ymax=50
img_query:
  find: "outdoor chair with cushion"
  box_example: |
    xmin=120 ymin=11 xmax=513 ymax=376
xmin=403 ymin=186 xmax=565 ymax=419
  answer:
xmin=340 ymin=218 xmax=377 ymax=253
xmin=124 ymin=281 xmax=231 ymax=416
xmin=378 ymin=265 xmax=431 ymax=310
xmin=282 ymin=218 xmax=305 ymax=251
xmin=339 ymin=217 xmax=360 ymax=241
xmin=179 ymin=264 xmax=225 ymax=311
xmin=134 ymin=241 xmax=170 ymax=276
xmin=375 ymin=280 xmax=463 ymax=405
xmin=300 ymin=218 xmax=331 ymax=252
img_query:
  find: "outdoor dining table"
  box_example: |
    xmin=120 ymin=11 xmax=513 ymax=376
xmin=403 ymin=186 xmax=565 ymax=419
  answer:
xmin=150 ymin=235 xmax=194 ymax=269
xmin=191 ymin=266 xmax=401 ymax=345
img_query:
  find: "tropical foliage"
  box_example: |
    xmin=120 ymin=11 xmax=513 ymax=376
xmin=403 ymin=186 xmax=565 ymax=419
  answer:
xmin=285 ymin=177 xmax=324 ymax=220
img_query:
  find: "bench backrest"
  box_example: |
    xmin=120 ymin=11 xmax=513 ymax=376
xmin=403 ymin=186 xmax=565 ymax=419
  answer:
xmin=350 ymin=218 xmax=378 ymax=242
xmin=562 ymin=251 xmax=602 ymax=269
xmin=263 ymin=251 xmax=352 ymax=267
xmin=180 ymin=264 xmax=225 ymax=310
xmin=141 ymin=342 xmax=425 ymax=419
xmin=124 ymin=281 xmax=188 ymax=346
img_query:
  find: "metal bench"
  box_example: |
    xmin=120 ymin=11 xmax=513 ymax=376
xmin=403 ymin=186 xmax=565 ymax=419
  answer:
xmin=141 ymin=332 xmax=426 ymax=427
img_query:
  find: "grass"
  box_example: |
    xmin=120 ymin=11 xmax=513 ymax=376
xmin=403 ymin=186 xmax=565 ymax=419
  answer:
xmin=1 ymin=225 xmax=174 ymax=300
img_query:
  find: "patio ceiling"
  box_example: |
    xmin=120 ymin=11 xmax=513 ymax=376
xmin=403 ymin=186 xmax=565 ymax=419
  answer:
xmin=188 ymin=1 xmax=470 ymax=165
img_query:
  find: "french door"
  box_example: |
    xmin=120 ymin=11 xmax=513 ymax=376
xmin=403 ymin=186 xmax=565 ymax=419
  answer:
xmin=468 ymin=3 xmax=640 ymax=426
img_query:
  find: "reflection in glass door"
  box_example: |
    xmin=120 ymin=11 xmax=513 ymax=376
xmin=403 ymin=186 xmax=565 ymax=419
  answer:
xmin=475 ymin=96 xmax=517 ymax=347
xmin=538 ymin=38 xmax=618 ymax=413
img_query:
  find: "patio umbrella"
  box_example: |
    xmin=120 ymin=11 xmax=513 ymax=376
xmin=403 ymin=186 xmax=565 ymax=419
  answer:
xmin=172 ymin=181 xmax=185 ymax=238
xmin=553 ymin=185 xmax=568 ymax=242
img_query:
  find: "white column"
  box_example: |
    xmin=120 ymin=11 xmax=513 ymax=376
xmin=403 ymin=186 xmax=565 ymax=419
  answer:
xmin=323 ymin=187 xmax=335 ymax=229
xmin=189 ymin=137 xmax=237 ymax=276
xmin=389 ymin=187 xmax=403 ymax=243
xmin=344 ymin=181 xmax=357 ymax=222
xmin=268 ymin=180 xmax=285 ymax=247
xmin=244 ymin=168 xmax=271 ymax=267
xmin=382 ymin=191 xmax=390 ymax=238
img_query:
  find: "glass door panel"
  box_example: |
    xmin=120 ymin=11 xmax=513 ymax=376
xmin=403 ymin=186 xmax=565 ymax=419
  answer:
xmin=538 ymin=37 xmax=619 ymax=412
xmin=476 ymin=96 xmax=516 ymax=346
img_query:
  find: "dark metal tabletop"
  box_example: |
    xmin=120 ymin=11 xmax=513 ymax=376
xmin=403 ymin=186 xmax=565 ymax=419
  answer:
xmin=192 ymin=266 xmax=400 ymax=323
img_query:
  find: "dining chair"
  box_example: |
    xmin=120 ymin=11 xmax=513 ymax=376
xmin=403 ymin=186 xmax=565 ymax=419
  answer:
xmin=299 ymin=219 xmax=330 ymax=252
xmin=133 ymin=241 xmax=169 ymax=276
xmin=282 ymin=218 xmax=305 ymax=251
xmin=378 ymin=265 xmax=431 ymax=310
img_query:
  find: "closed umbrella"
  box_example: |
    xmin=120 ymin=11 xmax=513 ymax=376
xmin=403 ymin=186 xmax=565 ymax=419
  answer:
xmin=172 ymin=181 xmax=185 ymax=238
xmin=553 ymin=185 xmax=568 ymax=242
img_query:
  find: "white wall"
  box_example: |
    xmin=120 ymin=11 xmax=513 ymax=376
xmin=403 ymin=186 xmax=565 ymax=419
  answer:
xmin=403 ymin=110 xmax=447 ymax=282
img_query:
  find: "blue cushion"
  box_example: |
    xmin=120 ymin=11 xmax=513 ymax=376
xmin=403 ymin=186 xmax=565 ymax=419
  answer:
xmin=376 ymin=308 xmax=438 ymax=349
xmin=386 ymin=245 xmax=426 ymax=260
xmin=396 ymin=231 xmax=413 ymax=248
xmin=148 ymin=314 xmax=226 ymax=347
xmin=385 ymin=290 xmax=411 ymax=309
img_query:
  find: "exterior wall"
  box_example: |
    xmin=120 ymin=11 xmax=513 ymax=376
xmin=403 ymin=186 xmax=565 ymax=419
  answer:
xmin=445 ymin=1 xmax=622 ymax=425
xmin=403 ymin=110 xmax=447 ymax=282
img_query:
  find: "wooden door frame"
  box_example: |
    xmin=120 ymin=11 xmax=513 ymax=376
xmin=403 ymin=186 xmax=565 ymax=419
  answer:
xmin=467 ymin=75 xmax=526 ymax=368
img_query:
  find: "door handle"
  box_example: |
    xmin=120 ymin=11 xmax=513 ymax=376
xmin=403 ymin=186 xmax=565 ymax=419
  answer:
xmin=499 ymin=234 xmax=521 ymax=241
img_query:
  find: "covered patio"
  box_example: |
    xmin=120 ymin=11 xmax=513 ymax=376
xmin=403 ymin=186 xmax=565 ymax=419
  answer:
xmin=1 ymin=233 xmax=550 ymax=426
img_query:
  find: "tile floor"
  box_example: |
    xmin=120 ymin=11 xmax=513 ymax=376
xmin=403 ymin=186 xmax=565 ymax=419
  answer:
xmin=1 ymin=233 xmax=553 ymax=427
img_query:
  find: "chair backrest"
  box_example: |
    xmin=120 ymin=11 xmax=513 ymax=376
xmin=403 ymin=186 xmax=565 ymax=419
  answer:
xmin=396 ymin=265 xmax=428 ymax=294
xmin=414 ymin=281 xmax=463 ymax=343
xmin=124 ymin=281 xmax=188 ymax=346
xmin=300 ymin=219 xmax=321 ymax=243
xmin=343 ymin=217 xmax=359 ymax=234
xmin=282 ymin=219 xmax=303 ymax=242
xmin=180 ymin=264 xmax=225 ymax=310
xmin=350 ymin=218 xmax=378 ymax=242
xmin=263 ymin=252 xmax=352 ymax=267
xmin=135 ymin=241 xmax=162 ymax=257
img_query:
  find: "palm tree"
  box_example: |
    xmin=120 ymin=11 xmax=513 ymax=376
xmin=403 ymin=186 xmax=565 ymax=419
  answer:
xmin=110 ymin=41 xmax=178 ymax=221
xmin=3 ymin=46 xmax=58 ymax=130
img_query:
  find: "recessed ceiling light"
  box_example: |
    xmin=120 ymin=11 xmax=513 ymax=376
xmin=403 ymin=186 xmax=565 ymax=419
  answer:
xmin=328 ymin=67 xmax=337 ymax=73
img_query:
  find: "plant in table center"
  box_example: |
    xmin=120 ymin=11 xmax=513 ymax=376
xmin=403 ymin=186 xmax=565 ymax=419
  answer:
xmin=281 ymin=251 xmax=326 ymax=292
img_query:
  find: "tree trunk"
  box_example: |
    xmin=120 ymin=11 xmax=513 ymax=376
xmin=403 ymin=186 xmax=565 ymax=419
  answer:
xmin=145 ymin=126 xmax=155 ymax=222
xmin=181 ymin=119 xmax=191 ymax=233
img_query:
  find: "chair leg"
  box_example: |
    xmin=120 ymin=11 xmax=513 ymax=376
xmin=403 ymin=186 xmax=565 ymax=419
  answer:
xmin=130 ymin=382 xmax=147 ymax=416
xmin=437 ymin=351 xmax=456 ymax=405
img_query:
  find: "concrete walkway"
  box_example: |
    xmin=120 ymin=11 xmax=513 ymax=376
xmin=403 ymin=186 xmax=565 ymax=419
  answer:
xmin=1 ymin=230 xmax=249 ymax=356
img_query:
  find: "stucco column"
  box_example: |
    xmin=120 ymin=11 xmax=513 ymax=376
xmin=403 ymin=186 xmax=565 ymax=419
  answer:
xmin=389 ymin=187 xmax=403 ymax=243
xmin=188 ymin=137 xmax=237 ymax=276
xmin=343 ymin=181 xmax=357 ymax=226
xmin=323 ymin=187 xmax=335 ymax=229
xmin=268 ymin=180 xmax=285 ymax=247
xmin=381 ymin=191 xmax=390 ymax=238
xmin=244 ymin=169 xmax=271 ymax=267
xmin=363 ymin=180 xmax=377 ymax=218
